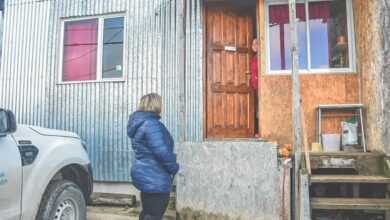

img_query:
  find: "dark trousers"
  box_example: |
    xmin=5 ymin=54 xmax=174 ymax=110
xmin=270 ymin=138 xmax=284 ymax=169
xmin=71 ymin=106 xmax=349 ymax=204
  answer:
xmin=139 ymin=192 xmax=170 ymax=220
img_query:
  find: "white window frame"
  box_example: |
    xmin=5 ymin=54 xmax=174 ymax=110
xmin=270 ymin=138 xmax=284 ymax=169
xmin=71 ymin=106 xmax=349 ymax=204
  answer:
xmin=58 ymin=14 xmax=126 ymax=84
xmin=265 ymin=0 xmax=356 ymax=75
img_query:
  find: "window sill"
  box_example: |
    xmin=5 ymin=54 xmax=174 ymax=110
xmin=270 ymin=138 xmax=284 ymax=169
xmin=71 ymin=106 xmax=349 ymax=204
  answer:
xmin=56 ymin=79 xmax=125 ymax=85
xmin=265 ymin=71 xmax=356 ymax=76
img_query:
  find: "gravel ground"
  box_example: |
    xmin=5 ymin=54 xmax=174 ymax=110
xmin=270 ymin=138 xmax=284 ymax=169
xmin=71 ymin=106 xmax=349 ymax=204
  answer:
xmin=87 ymin=205 xmax=176 ymax=220
xmin=87 ymin=206 xmax=138 ymax=220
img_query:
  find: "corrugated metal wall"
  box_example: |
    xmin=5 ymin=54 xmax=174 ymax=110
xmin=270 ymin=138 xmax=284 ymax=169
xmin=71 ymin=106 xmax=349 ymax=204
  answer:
xmin=0 ymin=0 xmax=51 ymax=126
xmin=0 ymin=0 xmax=203 ymax=182
xmin=185 ymin=0 xmax=203 ymax=141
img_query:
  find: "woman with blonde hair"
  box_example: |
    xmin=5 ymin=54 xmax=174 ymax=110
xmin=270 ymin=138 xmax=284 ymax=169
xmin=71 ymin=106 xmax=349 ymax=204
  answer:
xmin=127 ymin=93 xmax=179 ymax=220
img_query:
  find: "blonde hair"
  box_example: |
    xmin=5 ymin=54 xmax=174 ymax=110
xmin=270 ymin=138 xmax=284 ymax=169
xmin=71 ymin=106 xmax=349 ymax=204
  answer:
xmin=138 ymin=93 xmax=162 ymax=115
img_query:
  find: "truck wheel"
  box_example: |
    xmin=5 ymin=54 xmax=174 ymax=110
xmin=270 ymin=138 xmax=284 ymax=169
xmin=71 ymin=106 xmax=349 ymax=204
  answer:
xmin=37 ymin=180 xmax=86 ymax=220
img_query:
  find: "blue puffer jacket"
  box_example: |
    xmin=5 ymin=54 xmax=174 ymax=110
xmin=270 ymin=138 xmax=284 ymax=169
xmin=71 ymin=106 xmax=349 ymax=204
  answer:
xmin=127 ymin=111 xmax=179 ymax=193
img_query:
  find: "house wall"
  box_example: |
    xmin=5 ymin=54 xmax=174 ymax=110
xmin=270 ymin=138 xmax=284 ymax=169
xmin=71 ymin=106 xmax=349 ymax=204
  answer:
xmin=353 ymin=0 xmax=382 ymax=153
xmin=379 ymin=0 xmax=390 ymax=154
xmin=176 ymin=141 xmax=289 ymax=220
xmin=258 ymin=0 xmax=360 ymax=147
xmin=353 ymin=0 xmax=390 ymax=154
xmin=0 ymin=0 xmax=203 ymax=181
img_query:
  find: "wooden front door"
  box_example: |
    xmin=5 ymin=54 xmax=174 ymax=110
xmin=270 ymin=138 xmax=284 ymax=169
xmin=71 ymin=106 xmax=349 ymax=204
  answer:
xmin=206 ymin=4 xmax=255 ymax=138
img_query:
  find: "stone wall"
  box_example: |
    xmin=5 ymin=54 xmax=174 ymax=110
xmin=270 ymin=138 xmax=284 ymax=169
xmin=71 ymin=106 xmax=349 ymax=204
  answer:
xmin=176 ymin=141 xmax=289 ymax=220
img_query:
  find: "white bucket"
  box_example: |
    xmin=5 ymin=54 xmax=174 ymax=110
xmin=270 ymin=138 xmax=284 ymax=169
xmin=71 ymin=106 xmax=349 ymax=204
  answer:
xmin=322 ymin=134 xmax=341 ymax=152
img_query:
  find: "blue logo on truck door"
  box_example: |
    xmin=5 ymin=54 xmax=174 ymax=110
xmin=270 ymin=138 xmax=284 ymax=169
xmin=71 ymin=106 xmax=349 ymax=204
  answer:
xmin=0 ymin=171 xmax=7 ymax=186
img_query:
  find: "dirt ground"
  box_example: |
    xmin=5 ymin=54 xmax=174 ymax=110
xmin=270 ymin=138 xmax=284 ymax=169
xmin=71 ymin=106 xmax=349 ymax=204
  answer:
xmin=87 ymin=206 xmax=138 ymax=220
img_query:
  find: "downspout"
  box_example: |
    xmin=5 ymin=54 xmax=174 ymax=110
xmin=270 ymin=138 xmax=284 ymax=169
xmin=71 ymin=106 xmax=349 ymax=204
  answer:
xmin=288 ymin=0 xmax=302 ymax=219
xmin=177 ymin=0 xmax=186 ymax=143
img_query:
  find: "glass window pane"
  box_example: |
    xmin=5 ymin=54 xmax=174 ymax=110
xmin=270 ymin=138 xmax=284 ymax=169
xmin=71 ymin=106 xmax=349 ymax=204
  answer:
xmin=63 ymin=19 xmax=98 ymax=81
xmin=268 ymin=4 xmax=308 ymax=71
xmin=102 ymin=17 xmax=124 ymax=78
xmin=309 ymin=0 xmax=349 ymax=69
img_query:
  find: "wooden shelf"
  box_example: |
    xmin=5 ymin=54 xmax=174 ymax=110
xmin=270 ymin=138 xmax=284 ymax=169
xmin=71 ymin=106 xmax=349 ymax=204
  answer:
xmin=311 ymin=198 xmax=390 ymax=210
xmin=311 ymin=175 xmax=390 ymax=183
xmin=307 ymin=151 xmax=384 ymax=157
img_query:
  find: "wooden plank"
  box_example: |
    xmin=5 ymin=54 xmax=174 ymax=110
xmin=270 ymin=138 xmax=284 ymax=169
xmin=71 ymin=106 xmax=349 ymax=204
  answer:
xmin=353 ymin=183 xmax=360 ymax=198
xmin=308 ymin=152 xmax=384 ymax=157
xmin=311 ymin=175 xmax=390 ymax=183
xmin=309 ymin=152 xmax=385 ymax=175
xmin=301 ymin=103 xmax=311 ymax=175
xmin=89 ymin=193 xmax=136 ymax=206
xmin=313 ymin=157 xmax=357 ymax=169
xmin=311 ymin=198 xmax=390 ymax=210
xmin=289 ymin=0 xmax=301 ymax=219
xmin=300 ymin=170 xmax=311 ymax=220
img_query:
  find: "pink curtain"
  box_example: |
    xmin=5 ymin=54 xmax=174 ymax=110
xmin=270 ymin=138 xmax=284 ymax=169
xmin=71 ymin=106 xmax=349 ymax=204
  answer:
xmin=63 ymin=19 xmax=98 ymax=81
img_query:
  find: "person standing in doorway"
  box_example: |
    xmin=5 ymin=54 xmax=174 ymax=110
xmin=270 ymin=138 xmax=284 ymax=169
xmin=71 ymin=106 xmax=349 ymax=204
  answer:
xmin=251 ymin=38 xmax=260 ymax=137
xmin=127 ymin=93 xmax=180 ymax=220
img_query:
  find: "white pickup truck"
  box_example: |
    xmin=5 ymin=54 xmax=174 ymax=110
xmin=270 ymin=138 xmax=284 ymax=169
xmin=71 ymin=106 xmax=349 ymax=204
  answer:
xmin=0 ymin=109 xmax=93 ymax=220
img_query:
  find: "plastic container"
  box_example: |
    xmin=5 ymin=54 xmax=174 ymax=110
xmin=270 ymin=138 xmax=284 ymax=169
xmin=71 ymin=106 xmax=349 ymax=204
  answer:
xmin=311 ymin=142 xmax=322 ymax=152
xmin=341 ymin=120 xmax=358 ymax=146
xmin=322 ymin=134 xmax=340 ymax=152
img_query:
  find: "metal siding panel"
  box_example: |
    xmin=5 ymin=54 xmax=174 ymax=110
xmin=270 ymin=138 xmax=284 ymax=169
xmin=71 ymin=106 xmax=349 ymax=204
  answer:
xmin=1 ymin=0 xmax=204 ymax=181
xmin=185 ymin=0 xmax=203 ymax=141
xmin=0 ymin=1 xmax=50 ymax=127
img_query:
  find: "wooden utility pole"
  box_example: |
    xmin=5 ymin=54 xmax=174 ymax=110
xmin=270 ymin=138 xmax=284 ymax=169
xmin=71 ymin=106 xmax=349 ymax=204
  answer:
xmin=288 ymin=0 xmax=302 ymax=219
xmin=177 ymin=0 xmax=186 ymax=142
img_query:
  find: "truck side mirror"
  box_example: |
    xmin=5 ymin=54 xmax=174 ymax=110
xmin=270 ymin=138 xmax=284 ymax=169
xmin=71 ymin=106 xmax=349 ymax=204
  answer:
xmin=0 ymin=109 xmax=17 ymax=136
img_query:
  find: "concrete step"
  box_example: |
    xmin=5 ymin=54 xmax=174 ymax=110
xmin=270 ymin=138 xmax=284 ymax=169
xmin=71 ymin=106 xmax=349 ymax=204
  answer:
xmin=311 ymin=198 xmax=390 ymax=210
xmin=311 ymin=175 xmax=390 ymax=183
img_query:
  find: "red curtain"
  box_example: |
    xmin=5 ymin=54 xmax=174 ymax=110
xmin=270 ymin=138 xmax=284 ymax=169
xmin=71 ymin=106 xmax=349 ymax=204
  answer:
xmin=269 ymin=3 xmax=330 ymax=25
xmin=269 ymin=4 xmax=305 ymax=70
xmin=269 ymin=2 xmax=331 ymax=70
xmin=63 ymin=19 xmax=98 ymax=81
xmin=309 ymin=2 xmax=330 ymax=23
xmin=269 ymin=4 xmax=305 ymax=25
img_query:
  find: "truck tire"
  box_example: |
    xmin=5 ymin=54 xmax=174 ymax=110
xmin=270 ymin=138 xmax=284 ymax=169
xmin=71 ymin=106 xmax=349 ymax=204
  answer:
xmin=37 ymin=180 xmax=86 ymax=220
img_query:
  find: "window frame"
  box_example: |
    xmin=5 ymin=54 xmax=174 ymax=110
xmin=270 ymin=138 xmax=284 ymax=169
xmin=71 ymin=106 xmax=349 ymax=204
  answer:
xmin=265 ymin=0 xmax=356 ymax=75
xmin=58 ymin=14 xmax=126 ymax=84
